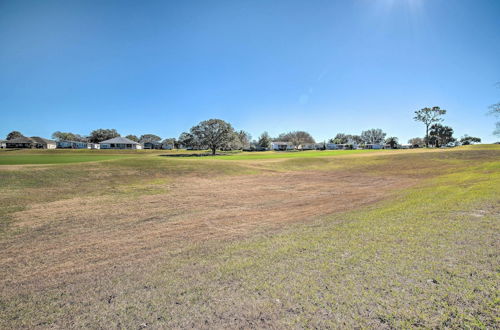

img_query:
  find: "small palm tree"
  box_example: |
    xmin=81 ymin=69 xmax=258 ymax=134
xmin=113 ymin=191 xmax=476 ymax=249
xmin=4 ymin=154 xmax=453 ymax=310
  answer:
xmin=385 ymin=137 xmax=399 ymax=149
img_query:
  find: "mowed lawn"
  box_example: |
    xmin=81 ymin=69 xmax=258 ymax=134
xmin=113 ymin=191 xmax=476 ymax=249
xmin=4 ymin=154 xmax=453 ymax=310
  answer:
xmin=0 ymin=148 xmax=381 ymax=165
xmin=0 ymin=149 xmax=156 ymax=165
xmin=0 ymin=146 xmax=499 ymax=328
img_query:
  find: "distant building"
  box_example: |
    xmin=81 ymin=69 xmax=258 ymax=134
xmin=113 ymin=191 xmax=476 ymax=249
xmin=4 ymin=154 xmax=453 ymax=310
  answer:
xmin=363 ymin=144 xmax=384 ymax=150
xmin=0 ymin=140 xmax=6 ymax=149
xmin=99 ymin=137 xmax=142 ymax=149
xmin=299 ymin=143 xmax=316 ymax=150
xmin=57 ymin=140 xmax=90 ymax=149
xmin=271 ymin=142 xmax=294 ymax=151
xmin=6 ymin=136 xmax=56 ymax=149
xmin=326 ymin=143 xmax=357 ymax=150
xmin=143 ymin=141 xmax=162 ymax=149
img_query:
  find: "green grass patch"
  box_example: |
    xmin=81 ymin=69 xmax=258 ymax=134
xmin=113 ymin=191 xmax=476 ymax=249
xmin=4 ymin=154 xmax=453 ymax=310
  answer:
xmin=211 ymin=149 xmax=380 ymax=160
xmin=0 ymin=154 xmax=136 ymax=165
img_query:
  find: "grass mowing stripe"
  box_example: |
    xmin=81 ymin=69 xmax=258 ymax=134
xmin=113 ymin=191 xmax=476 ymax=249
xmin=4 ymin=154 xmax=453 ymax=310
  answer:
xmin=0 ymin=154 xmax=138 ymax=165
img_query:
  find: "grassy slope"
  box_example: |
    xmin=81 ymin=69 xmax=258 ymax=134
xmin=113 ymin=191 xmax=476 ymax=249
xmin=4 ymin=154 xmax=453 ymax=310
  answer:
xmin=0 ymin=148 xmax=379 ymax=165
xmin=76 ymin=148 xmax=499 ymax=329
xmin=0 ymin=145 xmax=499 ymax=328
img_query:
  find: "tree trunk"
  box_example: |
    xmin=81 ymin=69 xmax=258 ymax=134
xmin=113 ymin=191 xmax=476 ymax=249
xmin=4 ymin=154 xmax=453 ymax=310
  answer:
xmin=211 ymin=147 xmax=216 ymax=155
xmin=425 ymin=125 xmax=429 ymax=148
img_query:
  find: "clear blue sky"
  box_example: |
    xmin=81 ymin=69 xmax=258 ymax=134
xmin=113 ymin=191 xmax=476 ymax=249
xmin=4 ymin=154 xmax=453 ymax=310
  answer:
xmin=1 ymin=0 xmax=499 ymax=142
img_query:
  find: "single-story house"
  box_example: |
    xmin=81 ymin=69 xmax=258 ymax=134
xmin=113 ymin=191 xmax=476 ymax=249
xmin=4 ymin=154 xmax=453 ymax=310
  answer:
xmin=0 ymin=140 xmax=6 ymax=149
xmin=31 ymin=137 xmax=57 ymax=149
xmin=271 ymin=142 xmax=294 ymax=151
xmin=326 ymin=143 xmax=357 ymax=150
xmin=364 ymin=144 xmax=384 ymax=150
xmin=57 ymin=140 xmax=90 ymax=149
xmin=33 ymin=137 xmax=56 ymax=149
xmin=6 ymin=136 xmax=56 ymax=149
xmin=5 ymin=137 xmax=34 ymax=148
xmin=299 ymin=144 xmax=312 ymax=150
xmin=299 ymin=143 xmax=326 ymax=150
xmin=99 ymin=137 xmax=142 ymax=149
xmin=143 ymin=141 xmax=162 ymax=149
xmin=161 ymin=143 xmax=174 ymax=150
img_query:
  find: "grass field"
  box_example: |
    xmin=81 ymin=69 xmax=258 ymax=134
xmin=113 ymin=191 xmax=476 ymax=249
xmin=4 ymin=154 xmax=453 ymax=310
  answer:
xmin=0 ymin=148 xmax=379 ymax=165
xmin=0 ymin=146 xmax=499 ymax=328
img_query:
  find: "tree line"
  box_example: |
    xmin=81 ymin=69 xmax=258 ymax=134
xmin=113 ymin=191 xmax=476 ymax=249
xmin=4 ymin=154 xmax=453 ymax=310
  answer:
xmin=4 ymin=105 xmax=485 ymax=153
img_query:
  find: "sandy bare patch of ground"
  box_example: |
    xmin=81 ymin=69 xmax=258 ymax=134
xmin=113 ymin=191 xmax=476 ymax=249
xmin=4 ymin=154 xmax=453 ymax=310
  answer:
xmin=1 ymin=170 xmax=413 ymax=295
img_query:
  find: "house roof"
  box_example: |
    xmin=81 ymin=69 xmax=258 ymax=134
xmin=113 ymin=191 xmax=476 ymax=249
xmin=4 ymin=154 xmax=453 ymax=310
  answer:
xmin=31 ymin=136 xmax=56 ymax=144
xmin=100 ymin=137 xmax=139 ymax=144
xmin=58 ymin=140 xmax=88 ymax=144
xmin=6 ymin=137 xmax=36 ymax=144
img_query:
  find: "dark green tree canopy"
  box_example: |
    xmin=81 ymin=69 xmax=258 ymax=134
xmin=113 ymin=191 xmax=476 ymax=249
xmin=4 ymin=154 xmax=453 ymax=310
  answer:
xmin=460 ymin=135 xmax=481 ymax=145
xmin=429 ymin=124 xmax=455 ymax=147
xmin=413 ymin=106 xmax=447 ymax=147
xmin=276 ymin=131 xmax=315 ymax=145
xmin=139 ymin=134 xmax=162 ymax=143
xmin=6 ymin=131 xmax=24 ymax=140
xmin=178 ymin=132 xmax=197 ymax=149
xmin=236 ymin=130 xmax=252 ymax=149
xmin=257 ymin=132 xmax=271 ymax=149
xmin=125 ymin=135 xmax=139 ymax=142
xmin=360 ymin=129 xmax=386 ymax=144
xmin=329 ymin=133 xmax=363 ymax=144
xmin=52 ymin=131 xmax=87 ymax=142
xmin=329 ymin=133 xmax=348 ymax=144
xmin=89 ymin=129 xmax=120 ymax=143
xmin=161 ymin=138 xmax=179 ymax=148
xmin=190 ymin=119 xmax=235 ymax=155
xmin=385 ymin=136 xmax=399 ymax=149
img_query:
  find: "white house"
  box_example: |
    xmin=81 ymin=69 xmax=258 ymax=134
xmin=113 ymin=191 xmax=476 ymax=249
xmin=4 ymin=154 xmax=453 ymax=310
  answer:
xmin=299 ymin=143 xmax=315 ymax=150
xmin=57 ymin=140 xmax=90 ymax=149
xmin=271 ymin=141 xmax=294 ymax=151
xmin=0 ymin=140 xmax=5 ymax=149
xmin=100 ymin=137 xmax=142 ymax=149
xmin=326 ymin=143 xmax=357 ymax=150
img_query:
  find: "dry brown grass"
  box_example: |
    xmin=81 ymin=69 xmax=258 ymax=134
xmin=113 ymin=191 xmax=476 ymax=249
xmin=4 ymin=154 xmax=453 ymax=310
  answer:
xmin=2 ymin=170 xmax=414 ymax=296
xmin=0 ymin=146 xmax=498 ymax=328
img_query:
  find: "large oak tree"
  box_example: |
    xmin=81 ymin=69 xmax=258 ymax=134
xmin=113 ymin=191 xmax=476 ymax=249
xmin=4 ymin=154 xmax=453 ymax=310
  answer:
xmin=190 ymin=119 xmax=236 ymax=155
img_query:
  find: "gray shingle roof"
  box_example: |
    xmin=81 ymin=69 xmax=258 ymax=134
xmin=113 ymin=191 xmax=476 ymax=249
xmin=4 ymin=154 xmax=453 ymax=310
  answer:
xmin=31 ymin=136 xmax=56 ymax=144
xmin=6 ymin=137 xmax=36 ymax=144
xmin=100 ymin=137 xmax=139 ymax=144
